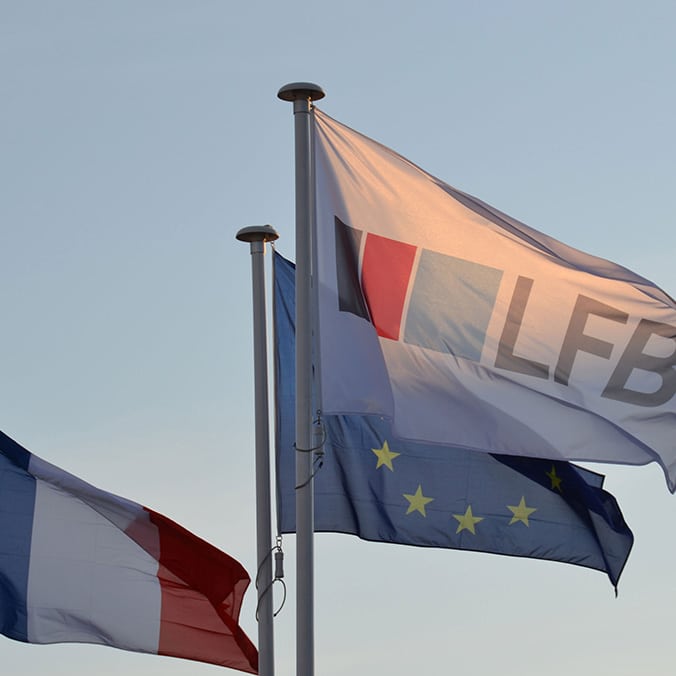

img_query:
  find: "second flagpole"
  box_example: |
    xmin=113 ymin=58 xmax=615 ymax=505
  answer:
xmin=236 ymin=224 xmax=279 ymax=676
xmin=277 ymin=81 xmax=325 ymax=676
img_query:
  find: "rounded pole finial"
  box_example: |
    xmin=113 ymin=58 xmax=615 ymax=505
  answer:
xmin=236 ymin=224 xmax=279 ymax=244
xmin=277 ymin=82 xmax=325 ymax=102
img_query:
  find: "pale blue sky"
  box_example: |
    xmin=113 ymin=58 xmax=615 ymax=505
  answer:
xmin=1 ymin=2 xmax=675 ymax=675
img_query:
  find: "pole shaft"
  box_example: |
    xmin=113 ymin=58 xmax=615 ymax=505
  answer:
xmin=278 ymin=80 xmax=324 ymax=676
xmin=249 ymin=239 xmax=274 ymax=676
xmin=293 ymin=95 xmax=315 ymax=676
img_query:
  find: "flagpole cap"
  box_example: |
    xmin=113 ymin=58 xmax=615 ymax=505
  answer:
xmin=277 ymin=82 xmax=325 ymax=102
xmin=236 ymin=224 xmax=279 ymax=244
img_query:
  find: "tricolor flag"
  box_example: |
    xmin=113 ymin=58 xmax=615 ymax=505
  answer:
xmin=275 ymin=252 xmax=633 ymax=589
xmin=0 ymin=431 xmax=258 ymax=673
xmin=312 ymin=109 xmax=676 ymax=491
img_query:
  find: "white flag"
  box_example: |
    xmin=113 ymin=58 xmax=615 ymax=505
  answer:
xmin=312 ymin=108 xmax=676 ymax=491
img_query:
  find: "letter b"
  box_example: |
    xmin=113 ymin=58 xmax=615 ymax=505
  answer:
xmin=602 ymin=319 xmax=676 ymax=407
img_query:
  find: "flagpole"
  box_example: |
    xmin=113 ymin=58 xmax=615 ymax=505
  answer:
xmin=236 ymin=223 xmax=279 ymax=676
xmin=277 ymin=81 xmax=325 ymax=676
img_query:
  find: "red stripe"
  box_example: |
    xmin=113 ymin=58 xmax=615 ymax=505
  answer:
xmin=362 ymin=233 xmax=417 ymax=340
xmin=126 ymin=508 xmax=258 ymax=673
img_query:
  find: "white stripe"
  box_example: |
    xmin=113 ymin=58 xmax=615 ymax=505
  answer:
xmin=26 ymin=473 xmax=162 ymax=652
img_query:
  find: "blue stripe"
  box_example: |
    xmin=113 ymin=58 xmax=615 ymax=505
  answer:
xmin=404 ymin=250 xmax=502 ymax=360
xmin=0 ymin=432 xmax=36 ymax=642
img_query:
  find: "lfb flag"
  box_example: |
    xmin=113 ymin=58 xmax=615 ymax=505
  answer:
xmin=312 ymin=108 xmax=676 ymax=491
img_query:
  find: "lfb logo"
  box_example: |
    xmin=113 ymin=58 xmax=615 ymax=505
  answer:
xmin=333 ymin=216 xmax=676 ymax=408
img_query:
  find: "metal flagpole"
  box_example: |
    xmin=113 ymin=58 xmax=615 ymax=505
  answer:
xmin=277 ymin=82 xmax=325 ymax=676
xmin=236 ymin=224 xmax=279 ymax=676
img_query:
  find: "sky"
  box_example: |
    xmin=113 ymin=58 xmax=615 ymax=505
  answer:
xmin=1 ymin=1 xmax=675 ymax=674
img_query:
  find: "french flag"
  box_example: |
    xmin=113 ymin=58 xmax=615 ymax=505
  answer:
xmin=0 ymin=431 xmax=258 ymax=673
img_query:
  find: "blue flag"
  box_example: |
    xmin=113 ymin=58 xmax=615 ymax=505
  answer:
xmin=274 ymin=251 xmax=633 ymax=589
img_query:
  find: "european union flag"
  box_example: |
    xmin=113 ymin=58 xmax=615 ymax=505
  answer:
xmin=274 ymin=251 xmax=633 ymax=589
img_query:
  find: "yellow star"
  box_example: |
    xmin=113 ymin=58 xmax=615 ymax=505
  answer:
xmin=403 ymin=485 xmax=434 ymax=517
xmin=453 ymin=505 xmax=484 ymax=534
xmin=507 ymin=496 xmax=537 ymax=526
xmin=371 ymin=440 xmax=401 ymax=471
xmin=546 ymin=465 xmax=563 ymax=492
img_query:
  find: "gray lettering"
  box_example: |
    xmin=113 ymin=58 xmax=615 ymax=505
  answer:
xmin=555 ymin=295 xmax=628 ymax=386
xmin=602 ymin=319 xmax=676 ymax=406
xmin=495 ymin=276 xmax=549 ymax=379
